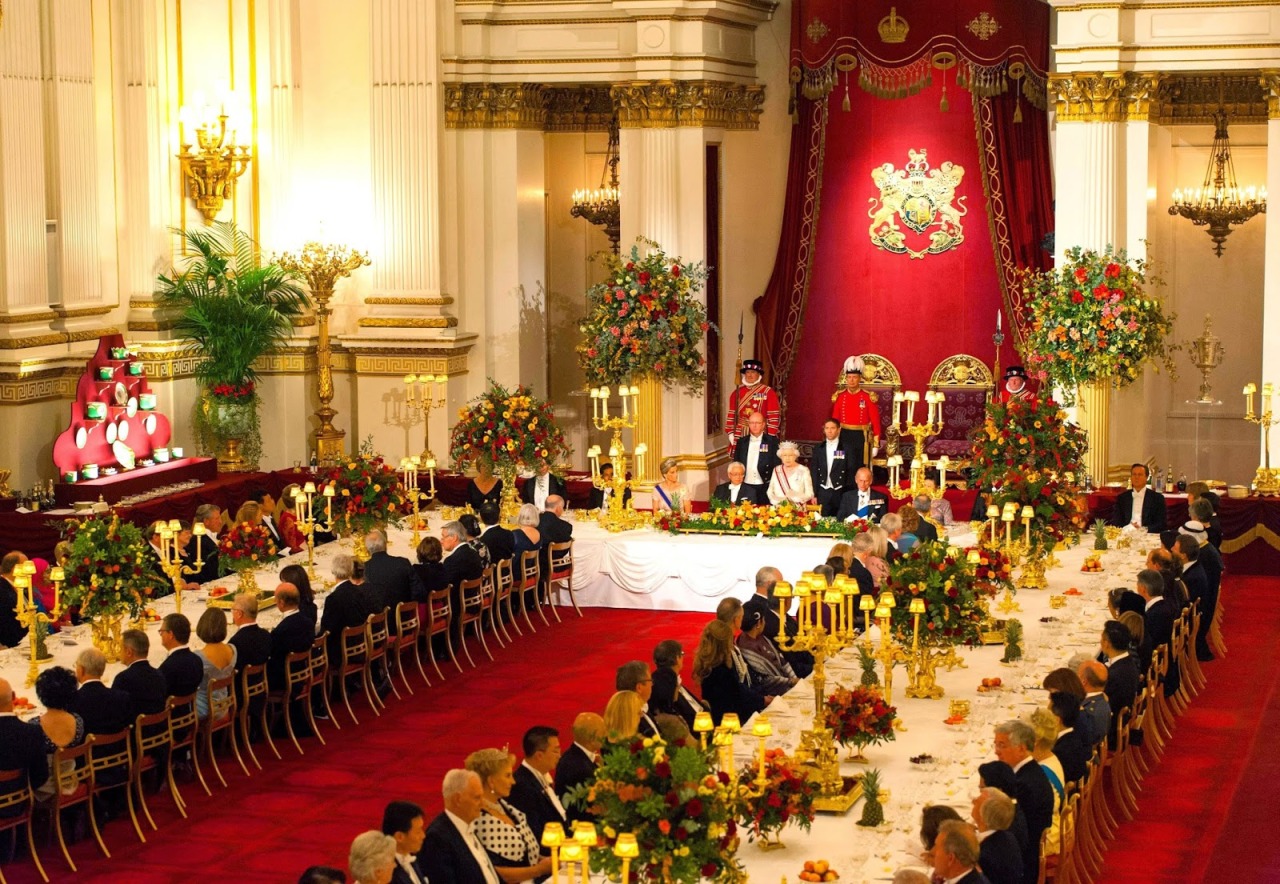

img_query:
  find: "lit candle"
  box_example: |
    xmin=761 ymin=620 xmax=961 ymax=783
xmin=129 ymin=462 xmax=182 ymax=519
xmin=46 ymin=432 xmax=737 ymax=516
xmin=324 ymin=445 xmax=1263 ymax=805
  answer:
xmin=773 ymin=581 xmax=792 ymax=643
xmin=1021 ymin=504 xmax=1034 ymax=544
xmin=893 ymin=391 xmax=904 ymax=426
xmin=622 ymin=383 xmax=629 ymax=418
xmin=997 ymin=309 xmax=1002 ymax=333
xmin=590 ymin=387 xmax=599 ymax=421
xmin=405 ymin=374 xmax=417 ymax=404
xmin=936 ymin=455 xmax=949 ymax=482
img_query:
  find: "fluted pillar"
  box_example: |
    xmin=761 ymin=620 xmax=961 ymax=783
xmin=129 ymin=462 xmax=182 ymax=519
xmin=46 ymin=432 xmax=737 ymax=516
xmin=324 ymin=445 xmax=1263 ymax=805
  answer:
xmin=1260 ymin=73 xmax=1280 ymax=470
xmin=254 ymin=0 xmax=301 ymax=249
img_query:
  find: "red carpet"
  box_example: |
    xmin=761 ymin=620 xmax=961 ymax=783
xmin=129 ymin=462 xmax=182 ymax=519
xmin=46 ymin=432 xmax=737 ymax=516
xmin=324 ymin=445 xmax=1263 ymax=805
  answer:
xmin=7 ymin=578 xmax=1279 ymax=883
xmin=1099 ymin=576 xmax=1280 ymax=884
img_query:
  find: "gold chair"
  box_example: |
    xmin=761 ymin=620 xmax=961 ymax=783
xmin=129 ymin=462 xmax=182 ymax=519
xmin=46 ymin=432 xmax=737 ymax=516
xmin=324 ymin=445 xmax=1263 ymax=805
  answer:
xmin=478 ymin=566 xmax=507 ymax=648
xmin=200 ymin=674 xmax=251 ymax=786
xmin=516 ymin=550 xmax=541 ymax=634
xmin=494 ymin=557 xmax=519 ymax=641
xmin=457 ymin=576 xmax=491 ymax=667
xmin=87 ymin=726 xmax=145 ymax=844
xmin=309 ymin=633 xmax=340 ymax=734
xmin=264 ymin=650 xmax=312 ymax=755
xmin=131 ymin=702 xmax=179 ymax=831
xmin=366 ymin=609 xmax=394 ymax=707
xmin=167 ymin=691 xmax=209 ymax=805
xmin=237 ymin=662 xmax=277 ymax=767
xmin=47 ymin=738 xmax=105 ymax=871
xmin=0 ymin=767 xmax=48 ymax=883
xmin=389 ymin=600 xmax=430 ymax=692
xmin=332 ymin=623 xmax=375 ymax=726
xmin=925 ymin=354 xmax=994 ymax=469
xmin=543 ymin=540 xmax=577 ymax=617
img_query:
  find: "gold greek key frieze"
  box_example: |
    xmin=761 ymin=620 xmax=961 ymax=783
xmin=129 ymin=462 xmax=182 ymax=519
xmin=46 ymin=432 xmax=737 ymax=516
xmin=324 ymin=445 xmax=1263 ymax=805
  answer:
xmin=1048 ymin=71 xmax=1163 ymax=122
xmin=357 ymin=317 xmax=459 ymax=328
xmin=364 ymin=296 xmax=456 ymax=307
xmin=0 ymin=305 xmax=115 ymax=325
xmin=444 ymin=83 xmax=549 ymax=130
xmin=0 ymin=371 xmax=80 ymax=404
xmin=611 ymin=80 xmax=766 ymax=129
xmin=352 ymin=353 xmax=472 ymax=376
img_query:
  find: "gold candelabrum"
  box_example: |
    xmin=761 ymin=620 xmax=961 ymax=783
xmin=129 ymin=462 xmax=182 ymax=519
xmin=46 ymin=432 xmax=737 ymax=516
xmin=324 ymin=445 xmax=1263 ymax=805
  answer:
xmin=177 ymin=101 xmax=251 ymax=223
xmin=155 ymin=519 xmax=204 ymax=614
xmin=1243 ymin=382 xmax=1280 ymax=494
xmin=588 ymin=383 xmax=647 ymax=532
xmin=290 ymin=483 xmax=323 ymax=581
xmin=983 ymin=502 xmax=1042 ymax=592
xmin=403 ymin=373 xmax=447 ymax=464
xmin=399 ymin=456 xmax=436 ymax=549
xmin=887 ymin=389 xmax=947 ymax=498
xmin=277 ymin=242 xmax=371 ymax=467
xmin=13 ymin=561 xmax=63 ymax=688
xmin=1190 ymin=314 xmax=1225 ymax=404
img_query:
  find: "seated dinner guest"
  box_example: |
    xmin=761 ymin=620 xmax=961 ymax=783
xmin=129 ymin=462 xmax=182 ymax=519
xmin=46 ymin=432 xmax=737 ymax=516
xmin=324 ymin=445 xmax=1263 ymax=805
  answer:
xmin=465 ymin=748 xmax=554 ymax=883
xmin=653 ymin=457 xmax=693 ymax=514
xmin=364 ymin=528 xmax=415 ymax=611
xmin=735 ymin=609 xmax=798 ymax=695
xmin=195 ymin=607 xmax=237 ymax=720
xmin=459 ymin=514 xmax=494 ymax=571
xmin=508 ymin=725 xmax=567 ymax=854
xmin=159 ymin=613 xmax=205 ymax=699
xmin=520 ymin=459 xmax=565 ymax=512
xmin=478 ymin=503 xmax=515 ymax=564
xmin=114 ymin=628 xmax=169 ymax=716
xmin=767 ymin=441 xmax=815 ymax=506
xmin=467 ymin=459 xmax=504 ymax=512
xmin=537 ymin=496 xmax=573 ymax=545
xmin=894 ymin=508 xmax=922 ymax=554
xmin=555 ymin=712 xmax=605 ymax=817
xmin=912 ymin=494 xmax=941 ymax=544
xmin=923 ymin=476 xmax=955 ymax=525
xmin=692 ymin=619 xmax=769 ymax=725
xmin=280 ymin=563 xmax=319 ymax=625
xmin=421 ymin=769 xmax=506 ymax=884
xmin=603 ymin=690 xmax=642 ymax=740
xmin=229 ymin=593 xmax=273 ymax=670
xmin=865 ymin=527 xmax=891 ymax=588
xmin=71 ymin=647 xmax=132 ymax=736
xmin=615 ymin=660 xmax=658 ymax=736
xmin=381 ymin=800 xmax=427 ymax=884
xmin=929 ymin=821 xmax=990 ymax=884
xmin=0 ymin=676 xmax=47 ymax=806
xmin=348 ymin=830 xmax=397 ymax=884
xmin=970 ymin=788 xmax=1022 ymax=884
xmin=1108 ymin=462 xmax=1167 ymax=533
xmin=712 ymin=461 xmax=765 ymax=506
xmin=411 ymin=536 xmax=450 ymax=601
xmin=33 ymin=666 xmax=84 ymax=803
xmin=837 ymin=467 xmax=888 ymax=522
xmin=277 ymin=484 xmax=310 ymax=552
xmin=733 ymin=410 xmax=779 ymax=503
xmin=588 ymin=461 xmax=632 ymax=510
xmin=651 ymin=639 xmax=707 ymax=729
xmin=511 ymin=506 xmax=542 ymax=557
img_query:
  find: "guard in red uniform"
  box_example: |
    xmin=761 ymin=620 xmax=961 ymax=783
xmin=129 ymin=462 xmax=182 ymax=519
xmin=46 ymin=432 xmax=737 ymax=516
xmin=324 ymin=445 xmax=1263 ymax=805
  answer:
xmin=830 ymin=356 xmax=881 ymax=471
xmin=725 ymin=358 xmax=781 ymax=447
xmin=999 ymin=365 xmax=1036 ymax=403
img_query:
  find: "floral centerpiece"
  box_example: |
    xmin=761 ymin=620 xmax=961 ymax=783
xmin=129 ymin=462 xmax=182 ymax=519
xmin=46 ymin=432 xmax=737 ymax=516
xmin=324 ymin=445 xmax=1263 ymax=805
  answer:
xmin=318 ymin=447 xmax=408 ymax=543
xmin=60 ymin=515 xmax=167 ymax=660
xmin=448 ymin=382 xmax=570 ymax=519
xmin=824 ymin=686 xmax=897 ymax=762
xmin=736 ymin=749 xmax=820 ymax=846
xmin=886 ymin=543 xmax=995 ymax=648
xmin=578 ymin=239 xmax=715 ymax=393
xmin=564 ymin=735 xmax=745 ymax=884
xmin=970 ymin=395 xmax=1087 ymax=556
xmin=218 ymin=521 xmax=279 ymax=592
xmin=1019 ymin=245 xmax=1177 ymax=404
xmin=658 ymin=501 xmax=871 ymax=540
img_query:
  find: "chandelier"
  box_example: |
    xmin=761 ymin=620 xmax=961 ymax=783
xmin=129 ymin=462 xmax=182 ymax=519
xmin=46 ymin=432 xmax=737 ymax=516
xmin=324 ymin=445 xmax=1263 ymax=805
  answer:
xmin=1168 ymin=106 xmax=1266 ymax=257
xmin=177 ymin=98 xmax=253 ymax=223
xmin=570 ymin=115 xmax=621 ymax=254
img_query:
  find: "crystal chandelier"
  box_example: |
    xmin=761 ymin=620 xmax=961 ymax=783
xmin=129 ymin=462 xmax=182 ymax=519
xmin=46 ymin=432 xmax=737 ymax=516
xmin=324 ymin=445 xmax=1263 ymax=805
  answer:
xmin=1168 ymin=106 xmax=1267 ymax=257
xmin=570 ymin=115 xmax=621 ymax=254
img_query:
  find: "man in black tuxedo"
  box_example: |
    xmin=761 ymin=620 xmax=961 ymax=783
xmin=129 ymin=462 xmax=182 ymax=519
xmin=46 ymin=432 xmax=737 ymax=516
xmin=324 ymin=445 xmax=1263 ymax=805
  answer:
xmin=733 ymin=411 xmax=780 ymax=504
xmin=248 ymin=489 xmax=289 ymax=553
xmin=382 ymin=800 xmax=427 ymax=884
xmin=186 ymin=504 xmax=224 ymax=584
xmin=588 ymin=462 xmax=632 ymax=510
xmin=929 ymin=821 xmax=992 ymax=884
xmin=912 ymin=495 xmax=941 ymax=544
xmin=1076 ymin=661 xmax=1111 ymax=750
xmin=521 ymin=459 xmax=566 ymax=511
xmin=421 ymin=769 xmax=505 ymax=884
xmin=442 ymin=522 xmax=484 ymax=648
xmin=711 ymin=461 xmax=766 ymax=507
xmin=811 ymin=418 xmax=851 ymax=517
xmin=538 ymin=496 xmax=574 ymax=545
xmin=322 ymin=553 xmax=379 ymax=661
xmin=971 ymin=789 xmax=1022 ymax=884
xmin=0 ymin=552 xmax=29 ymax=649
xmin=651 ymin=640 xmax=708 ymax=729
xmin=994 ymin=720 xmax=1053 ymax=884
xmin=0 ymin=677 xmax=49 ymax=810
xmin=1049 ymin=691 xmax=1091 ymax=785
xmin=1108 ymin=462 xmax=1167 ymax=532
xmin=158 ymin=613 xmax=204 ymax=699
xmin=1176 ymin=529 xmax=1218 ymax=662
xmin=836 ymin=467 xmax=888 ymax=522
xmin=555 ymin=712 xmax=604 ymax=822
xmin=267 ymin=584 xmax=316 ymax=691
xmin=1100 ymin=620 xmax=1139 ymax=749
xmin=847 ymin=534 xmax=877 ymax=598
xmin=879 ymin=512 xmax=907 ymax=561
xmin=616 ymin=661 xmax=659 ymax=736
xmin=228 ymin=593 xmax=272 ymax=670
xmin=742 ymin=566 xmax=812 ymax=677
xmin=509 ymin=725 xmax=568 ymax=851
xmin=363 ymin=528 xmax=414 ymax=612
xmin=477 ymin=503 xmax=514 ymax=565
xmin=113 ymin=629 xmax=168 ymax=717
xmin=1137 ymin=568 xmax=1180 ymax=697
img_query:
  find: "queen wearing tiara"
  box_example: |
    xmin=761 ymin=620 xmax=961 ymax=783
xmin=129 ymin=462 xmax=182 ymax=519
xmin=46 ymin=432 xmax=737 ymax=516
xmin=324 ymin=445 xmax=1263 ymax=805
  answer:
xmin=766 ymin=441 xmax=815 ymax=507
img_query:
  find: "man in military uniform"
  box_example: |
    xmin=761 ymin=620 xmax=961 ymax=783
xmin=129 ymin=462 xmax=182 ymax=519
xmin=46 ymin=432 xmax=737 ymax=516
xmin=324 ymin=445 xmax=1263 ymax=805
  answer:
xmin=724 ymin=358 xmax=781 ymax=448
xmin=830 ymin=356 xmax=881 ymax=472
xmin=999 ymin=365 xmax=1035 ymax=403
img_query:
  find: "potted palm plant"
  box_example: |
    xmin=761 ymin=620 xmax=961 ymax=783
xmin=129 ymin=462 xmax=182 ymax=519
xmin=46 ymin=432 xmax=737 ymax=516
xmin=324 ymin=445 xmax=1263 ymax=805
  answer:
xmin=156 ymin=223 xmax=308 ymax=470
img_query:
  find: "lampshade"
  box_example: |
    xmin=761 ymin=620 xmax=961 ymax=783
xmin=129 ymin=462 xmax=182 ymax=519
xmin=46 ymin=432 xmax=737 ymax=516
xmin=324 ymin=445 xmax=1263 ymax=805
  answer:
xmin=48 ymin=566 xmax=64 ymax=583
xmin=720 ymin=713 xmax=741 ymax=732
xmin=751 ymin=715 xmax=773 ymax=737
xmin=693 ymin=710 xmax=714 ymax=733
xmin=823 ymin=589 xmax=842 ymax=605
xmin=560 ymin=843 xmax=585 ymax=863
xmin=946 ymin=546 xmax=960 ymax=560
xmin=573 ymin=821 xmax=598 ymax=847
xmin=877 ymin=591 xmax=895 ymax=609
xmin=860 ymin=595 xmax=876 ymax=611
xmin=986 ymin=505 xmax=999 ymax=518
xmin=967 ymin=550 xmax=981 ymax=564
xmin=541 ymin=822 xmax=566 ymax=848
xmin=1021 ymin=505 xmax=1035 ymax=519
xmin=795 ymin=581 xmax=811 ymax=598
xmin=909 ymin=598 xmax=926 ymax=614
xmin=613 ymin=833 xmax=640 ymax=859
xmin=874 ymin=605 xmax=890 ymax=619
xmin=772 ymin=580 xmax=792 ymax=598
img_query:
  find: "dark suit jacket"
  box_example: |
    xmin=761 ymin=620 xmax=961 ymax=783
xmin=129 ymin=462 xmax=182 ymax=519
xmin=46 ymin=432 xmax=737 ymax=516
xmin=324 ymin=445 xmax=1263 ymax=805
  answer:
xmin=268 ymin=611 xmax=315 ymax=690
xmin=479 ymin=525 xmax=515 ymax=565
xmin=442 ymin=543 xmax=484 ymax=590
xmin=184 ymin=533 xmax=221 ymax=584
xmin=810 ymin=439 xmax=851 ymax=493
xmin=0 ymin=715 xmax=49 ymax=804
xmin=588 ymin=485 xmax=632 ymax=510
xmin=1104 ymin=654 xmax=1140 ymax=747
xmin=1198 ymin=543 xmax=1223 ymax=595
xmin=710 ymin=482 xmax=766 ymax=506
xmin=836 ymin=488 xmax=889 ymax=521
xmin=733 ymin=433 xmax=781 ymax=488
xmin=509 ymin=764 xmax=567 ymax=850
xmin=1109 ymin=488 xmax=1167 ymax=532
xmin=847 ymin=557 xmax=876 ymax=599
xmin=651 ymin=667 xmax=706 ymax=730
xmin=1143 ymin=598 xmax=1180 ymax=697
xmin=420 ymin=812 xmax=493 ymax=884
xmin=1078 ymin=693 xmax=1110 ymax=749
xmin=321 ymin=580 xmax=376 ymax=658
xmin=228 ymin=623 xmax=273 ymax=669
xmin=71 ymin=680 xmax=133 ymax=736
xmin=159 ymin=647 xmax=205 ymax=699
xmin=1181 ymin=561 xmax=1210 ymax=608
xmin=520 ymin=473 xmax=567 ymax=506
xmin=954 ymin=869 xmax=993 ymax=884
xmin=260 ymin=514 xmax=285 ymax=551
xmin=1054 ymin=730 xmax=1091 ymax=785
xmin=555 ymin=743 xmax=598 ymax=821
xmin=538 ymin=512 xmax=573 ymax=545
xmin=411 ymin=562 xmax=451 ymax=602
xmin=364 ymin=551 xmax=414 ymax=612
xmin=391 ymin=857 xmax=428 ymax=884
xmin=914 ymin=518 xmax=940 ymax=545
xmin=977 ymin=829 xmax=1021 ymax=884
xmin=1013 ymin=759 xmax=1055 ymax=883
xmin=0 ymin=576 xmax=27 ymax=648
xmin=699 ymin=662 xmax=766 ymax=726
xmin=111 ymin=661 xmax=169 ymax=717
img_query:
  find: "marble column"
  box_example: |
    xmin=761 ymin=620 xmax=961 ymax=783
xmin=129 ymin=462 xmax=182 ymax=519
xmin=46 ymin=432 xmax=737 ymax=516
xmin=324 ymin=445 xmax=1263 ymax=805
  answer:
xmin=253 ymin=0 xmax=301 ymax=250
xmin=1260 ymin=73 xmax=1280 ymax=472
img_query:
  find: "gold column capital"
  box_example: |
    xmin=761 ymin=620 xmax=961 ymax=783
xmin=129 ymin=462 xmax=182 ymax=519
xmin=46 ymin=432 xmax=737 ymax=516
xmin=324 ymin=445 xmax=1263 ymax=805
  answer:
xmin=610 ymin=79 xmax=765 ymax=130
xmin=443 ymin=83 xmax=549 ymax=130
xmin=1049 ymin=71 xmax=1163 ymax=123
xmin=1260 ymin=69 xmax=1280 ymax=119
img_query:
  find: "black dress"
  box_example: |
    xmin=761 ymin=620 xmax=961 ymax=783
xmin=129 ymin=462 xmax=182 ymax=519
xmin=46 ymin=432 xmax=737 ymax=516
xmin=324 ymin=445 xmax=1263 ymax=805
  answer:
xmin=467 ymin=478 xmax=504 ymax=511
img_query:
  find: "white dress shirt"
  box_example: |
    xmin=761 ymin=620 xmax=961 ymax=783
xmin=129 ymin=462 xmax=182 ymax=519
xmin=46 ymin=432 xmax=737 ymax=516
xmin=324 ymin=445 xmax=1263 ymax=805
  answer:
xmin=822 ymin=438 xmax=840 ymax=489
xmin=745 ymin=434 xmax=764 ymax=485
xmin=1130 ymin=486 xmax=1147 ymax=527
xmin=521 ymin=759 xmax=567 ymax=820
xmin=534 ymin=475 xmax=550 ymax=511
xmin=396 ymin=853 xmax=424 ymax=884
xmin=447 ymin=810 xmax=502 ymax=884
xmin=725 ymin=482 xmax=746 ymax=503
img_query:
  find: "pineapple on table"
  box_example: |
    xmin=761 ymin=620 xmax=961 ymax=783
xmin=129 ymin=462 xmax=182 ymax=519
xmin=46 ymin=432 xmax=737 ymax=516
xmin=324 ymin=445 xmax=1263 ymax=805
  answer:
xmin=857 ymin=768 xmax=884 ymax=827
xmin=859 ymin=644 xmax=880 ymax=687
xmin=1093 ymin=519 xmax=1109 ymax=551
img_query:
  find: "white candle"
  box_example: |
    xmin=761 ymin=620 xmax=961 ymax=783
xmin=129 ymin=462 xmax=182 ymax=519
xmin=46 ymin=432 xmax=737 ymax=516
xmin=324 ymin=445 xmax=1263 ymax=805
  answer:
xmin=622 ymin=389 xmax=629 ymax=418
xmin=997 ymin=309 xmax=1002 ymax=333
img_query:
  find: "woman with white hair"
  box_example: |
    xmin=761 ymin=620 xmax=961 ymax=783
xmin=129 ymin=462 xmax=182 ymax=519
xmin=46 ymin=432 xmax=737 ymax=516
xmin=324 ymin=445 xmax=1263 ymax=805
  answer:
xmin=347 ymin=830 xmax=396 ymax=884
xmin=511 ymin=503 xmax=543 ymax=555
xmin=653 ymin=457 xmax=693 ymax=514
xmin=767 ymin=441 xmax=815 ymax=506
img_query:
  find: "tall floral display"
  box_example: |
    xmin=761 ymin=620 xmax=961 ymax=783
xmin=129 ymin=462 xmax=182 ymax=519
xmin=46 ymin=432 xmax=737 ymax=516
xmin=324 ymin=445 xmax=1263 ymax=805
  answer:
xmin=448 ymin=382 xmax=570 ymax=519
xmin=577 ymin=240 xmax=714 ymax=392
xmin=1019 ymin=245 xmax=1177 ymax=404
xmin=318 ymin=448 xmax=409 ymax=556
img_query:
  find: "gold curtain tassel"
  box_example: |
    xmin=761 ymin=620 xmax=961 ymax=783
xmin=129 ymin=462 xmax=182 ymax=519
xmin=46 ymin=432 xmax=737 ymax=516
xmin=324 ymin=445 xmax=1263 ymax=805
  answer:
xmin=842 ymin=86 xmax=851 ymax=113
xmin=1013 ymin=99 xmax=1023 ymax=123
xmin=940 ymin=84 xmax=949 ymax=113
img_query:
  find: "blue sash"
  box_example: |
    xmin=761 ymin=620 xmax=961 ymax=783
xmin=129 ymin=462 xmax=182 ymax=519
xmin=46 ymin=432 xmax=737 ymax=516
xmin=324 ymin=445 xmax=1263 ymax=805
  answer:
xmin=655 ymin=485 xmax=675 ymax=510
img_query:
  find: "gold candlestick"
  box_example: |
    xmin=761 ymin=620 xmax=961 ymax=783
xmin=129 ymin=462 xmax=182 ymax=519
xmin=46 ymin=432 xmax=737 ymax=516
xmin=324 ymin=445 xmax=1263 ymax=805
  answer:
xmin=590 ymin=384 xmax=645 ymax=531
xmin=1243 ymin=381 xmax=1280 ymax=494
xmin=15 ymin=564 xmax=60 ymax=688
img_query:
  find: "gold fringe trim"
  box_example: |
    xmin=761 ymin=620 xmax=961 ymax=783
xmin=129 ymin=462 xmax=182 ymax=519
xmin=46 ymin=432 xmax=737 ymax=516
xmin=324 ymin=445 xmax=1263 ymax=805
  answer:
xmin=1220 ymin=522 xmax=1280 ymax=556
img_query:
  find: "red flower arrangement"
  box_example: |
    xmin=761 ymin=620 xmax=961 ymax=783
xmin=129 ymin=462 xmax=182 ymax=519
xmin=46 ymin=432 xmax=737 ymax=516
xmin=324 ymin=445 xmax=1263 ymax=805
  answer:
xmin=886 ymin=542 xmax=997 ymax=647
xmin=318 ymin=450 xmax=408 ymax=537
xmin=207 ymin=381 xmax=256 ymax=402
xmin=218 ymin=521 xmax=279 ymax=575
xmin=736 ymin=748 xmax=820 ymax=841
xmin=60 ymin=515 xmax=167 ymax=618
xmin=824 ymin=686 xmax=897 ymax=753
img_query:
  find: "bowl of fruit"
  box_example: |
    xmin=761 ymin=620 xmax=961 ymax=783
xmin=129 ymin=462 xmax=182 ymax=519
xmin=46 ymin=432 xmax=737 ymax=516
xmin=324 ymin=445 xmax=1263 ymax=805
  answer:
xmin=799 ymin=861 xmax=838 ymax=882
xmin=976 ymin=677 xmax=1003 ymax=693
xmin=1080 ymin=555 xmax=1103 ymax=573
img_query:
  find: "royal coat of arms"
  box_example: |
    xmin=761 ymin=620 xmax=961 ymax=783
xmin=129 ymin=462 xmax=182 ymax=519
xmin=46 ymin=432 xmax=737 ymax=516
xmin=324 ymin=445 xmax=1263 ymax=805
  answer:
xmin=867 ymin=149 xmax=967 ymax=259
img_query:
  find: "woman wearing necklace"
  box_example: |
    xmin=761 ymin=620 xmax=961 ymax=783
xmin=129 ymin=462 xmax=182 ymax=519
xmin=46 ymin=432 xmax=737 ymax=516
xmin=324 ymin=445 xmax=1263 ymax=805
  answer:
xmin=767 ymin=441 xmax=815 ymax=506
xmin=467 ymin=459 xmax=504 ymax=511
xmin=653 ymin=457 xmax=693 ymax=514
xmin=464 ymin=748 xmax=553 ymax=883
